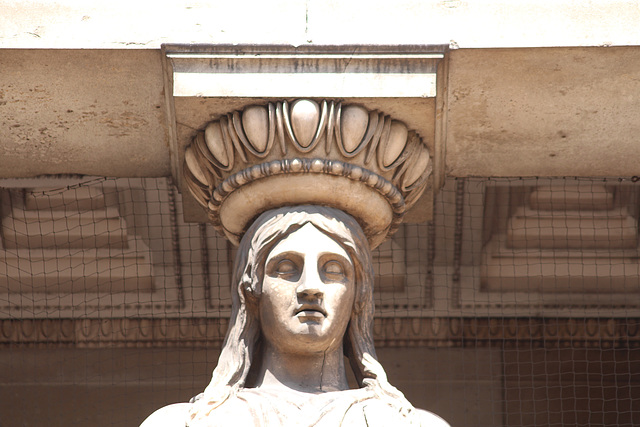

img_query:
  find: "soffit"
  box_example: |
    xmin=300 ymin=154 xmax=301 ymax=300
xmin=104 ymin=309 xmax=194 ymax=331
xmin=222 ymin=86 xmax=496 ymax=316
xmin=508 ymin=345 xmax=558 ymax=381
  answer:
xmin=0 ymin=49 xmax=170 ymax=178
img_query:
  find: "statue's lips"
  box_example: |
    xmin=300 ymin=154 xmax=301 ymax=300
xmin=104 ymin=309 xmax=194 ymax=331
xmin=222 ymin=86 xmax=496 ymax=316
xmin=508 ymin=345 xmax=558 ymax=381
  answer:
xmin=295 ymin=305 xmax=327 ymax=318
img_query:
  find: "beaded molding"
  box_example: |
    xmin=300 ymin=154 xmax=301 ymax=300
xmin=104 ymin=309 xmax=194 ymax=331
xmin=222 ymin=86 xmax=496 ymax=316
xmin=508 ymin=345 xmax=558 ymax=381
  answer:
xmin=198 ymin=157 xmax=405 ymax=240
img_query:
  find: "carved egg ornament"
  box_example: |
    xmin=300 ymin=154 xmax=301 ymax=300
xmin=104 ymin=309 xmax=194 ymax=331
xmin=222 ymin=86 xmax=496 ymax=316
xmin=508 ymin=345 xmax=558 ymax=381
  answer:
xmin=290 ymin=99 xmax=321 ymax=149
xmin=242 ymin=105 xmax=270 ymax=154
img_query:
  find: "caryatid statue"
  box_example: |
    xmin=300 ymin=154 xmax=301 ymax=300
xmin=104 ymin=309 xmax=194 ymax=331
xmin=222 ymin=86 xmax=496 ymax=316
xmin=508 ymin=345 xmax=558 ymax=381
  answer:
xmin=141 ymin=100 xmax=449 ymax=426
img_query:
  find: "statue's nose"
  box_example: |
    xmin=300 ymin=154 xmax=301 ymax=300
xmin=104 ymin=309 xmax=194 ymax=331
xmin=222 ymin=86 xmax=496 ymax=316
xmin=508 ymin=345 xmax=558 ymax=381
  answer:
xmin=297 ymin=267 xmax=324 ymax=300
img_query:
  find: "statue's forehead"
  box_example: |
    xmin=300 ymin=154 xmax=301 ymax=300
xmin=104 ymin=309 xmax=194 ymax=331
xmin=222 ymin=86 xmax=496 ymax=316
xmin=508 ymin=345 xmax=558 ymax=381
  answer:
xmin=266 ymin=223 xmax=350 ymax=261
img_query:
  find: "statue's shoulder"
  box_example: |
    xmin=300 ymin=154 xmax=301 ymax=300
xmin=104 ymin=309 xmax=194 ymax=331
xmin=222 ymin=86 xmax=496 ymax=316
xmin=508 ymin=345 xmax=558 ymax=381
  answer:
xmin=346 ymin=400 xmax=450 ymax=427
xmin=414 ymin=408 xmax=451 ymax=427
xmin=140 ymin=396 xmax=260 ymax=427
xmin=140 ymin=403 xmax=191 ymax=427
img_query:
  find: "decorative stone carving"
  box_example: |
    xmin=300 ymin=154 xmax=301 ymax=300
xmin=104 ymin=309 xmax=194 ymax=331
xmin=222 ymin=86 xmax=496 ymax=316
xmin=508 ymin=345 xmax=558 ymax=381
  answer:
xmin=0 ymin=178 xmax=196 ymax=319
xmin=441 ymin=178 xmax=640 ymax=315
xmin=182 ymin=99 xmax=432 ymax=248
xmin=140 ymin=99 xmax=446 ymax=426
xmin=482 ymin=182 xmax=640 ymax=293
xmin=4 ymin=317 xmax=639 ymax=350
xmin=142 ymin=206 xmax=448 ymax=426
xmin=0 ymin=186 xmax=153 ymax=294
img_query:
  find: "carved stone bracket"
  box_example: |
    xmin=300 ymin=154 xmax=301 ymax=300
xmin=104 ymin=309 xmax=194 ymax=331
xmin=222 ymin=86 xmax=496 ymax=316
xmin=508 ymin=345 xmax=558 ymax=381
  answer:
xmin=163 ymin=45 xmax=447 ymax=226
xmin=183 ymin=99 xmax=433 ymax=248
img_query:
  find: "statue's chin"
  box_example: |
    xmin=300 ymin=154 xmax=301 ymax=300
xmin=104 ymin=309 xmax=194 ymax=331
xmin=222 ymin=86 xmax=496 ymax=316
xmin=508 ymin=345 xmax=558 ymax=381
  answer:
xmin=265 ymin=320 xmax=348 ymax=355
xmin=273 ymin=333 xmax=337 ymax=354
xmin=258 ymin=310 xmax=345 ymax=355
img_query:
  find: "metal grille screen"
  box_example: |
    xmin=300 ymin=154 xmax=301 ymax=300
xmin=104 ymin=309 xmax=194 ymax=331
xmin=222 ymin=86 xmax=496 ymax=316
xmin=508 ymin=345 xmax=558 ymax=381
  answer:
xmin=1 ymin=177 xmax=639 ymax=426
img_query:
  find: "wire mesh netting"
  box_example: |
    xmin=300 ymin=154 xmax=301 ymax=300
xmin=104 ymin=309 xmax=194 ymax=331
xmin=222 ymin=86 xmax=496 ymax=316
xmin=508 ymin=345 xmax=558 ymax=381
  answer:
xmin=0 ymin=176 xmax=639 ymax=426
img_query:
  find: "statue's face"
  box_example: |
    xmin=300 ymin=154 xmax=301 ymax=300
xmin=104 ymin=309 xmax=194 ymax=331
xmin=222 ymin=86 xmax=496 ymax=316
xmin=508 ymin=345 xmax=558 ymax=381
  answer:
xmin=259 ymin=223 xmax=356 ymax=354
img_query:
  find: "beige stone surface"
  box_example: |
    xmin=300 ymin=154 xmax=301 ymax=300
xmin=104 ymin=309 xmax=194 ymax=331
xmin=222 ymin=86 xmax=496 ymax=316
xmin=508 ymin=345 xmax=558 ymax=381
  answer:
xmin=507 ymin=207 xmax=638 ymax=250
xmin=218 ymin=175 xmax=395 ymax=248
xmin=0 ymin=178 xmax=185 ymax=319
xmin=481 ymin=180 xmax=640 ymax=295
xmin=0 ymin=249 xmax=154 ymax=294
xmin=3 ymin=45 xmax=640 ymax=182
xmin=0 ymin=185 xmax=154 ymax=294
xmin=0 ymin=347 xmax=499 ymax=427
xmin=3 ymin=345 xmax=638 ymax=426
xmin=2 ymin=1 xmax=640 ymax=48
xmin=482 ymin=253 xmax=640 ymax=293
xmin=0 ymin=0 xmax=308 ymax=48
xmin=529 ymin=185 xmax=614 ymax=211
xmin=503 ymin=347 xmax=640 ymax=427
xmin=0 ymin=49 xmax=169 ymax=177
xmin=0 ymin=348 xmax=220 ymax=427
xmin=308 ymin=1 xmax=640 ymax=48
xmin=446 ymin=47 xmax=640 ymax=178
xmin=377 ymin=347 xmax=503 ymax=427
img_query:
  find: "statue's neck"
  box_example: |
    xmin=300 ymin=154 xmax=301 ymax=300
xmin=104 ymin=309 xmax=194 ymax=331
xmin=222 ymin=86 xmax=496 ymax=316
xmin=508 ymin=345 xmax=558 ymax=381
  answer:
xmin=254 ymin=342 xmax=350 ymax=393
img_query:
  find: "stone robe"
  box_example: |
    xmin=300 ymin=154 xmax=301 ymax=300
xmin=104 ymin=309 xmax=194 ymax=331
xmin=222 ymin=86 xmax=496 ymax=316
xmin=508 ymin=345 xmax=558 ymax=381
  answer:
xmin=141 ymin=387 xmax=449 ymax=427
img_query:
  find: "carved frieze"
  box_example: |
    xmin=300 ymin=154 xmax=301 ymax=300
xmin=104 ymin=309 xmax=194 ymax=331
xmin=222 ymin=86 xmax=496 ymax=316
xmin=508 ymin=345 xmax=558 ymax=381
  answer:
xmin=3 ymin=317 xmax=639 ymax=349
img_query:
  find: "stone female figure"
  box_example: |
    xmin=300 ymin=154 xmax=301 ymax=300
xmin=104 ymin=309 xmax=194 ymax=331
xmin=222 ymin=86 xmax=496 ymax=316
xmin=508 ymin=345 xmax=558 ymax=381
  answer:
xmin=141 ymin=206 xmax=448 ymax=427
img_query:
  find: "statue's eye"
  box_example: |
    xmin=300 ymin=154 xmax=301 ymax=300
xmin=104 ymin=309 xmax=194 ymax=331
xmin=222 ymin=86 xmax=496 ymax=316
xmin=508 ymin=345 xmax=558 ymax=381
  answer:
xmin=275 ymin=259 xmax=298 ymax=275
xmin=323 ymin=260 xmax=345 ymax=277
